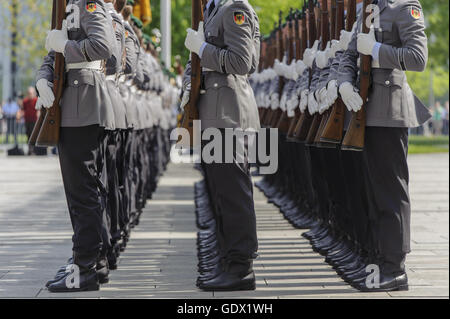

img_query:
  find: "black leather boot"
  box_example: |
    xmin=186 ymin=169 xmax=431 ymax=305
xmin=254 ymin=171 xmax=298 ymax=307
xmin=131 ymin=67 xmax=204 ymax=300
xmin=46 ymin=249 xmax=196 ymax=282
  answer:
xmin=96 ymin=257 xmax=110 ymax=284
xmin=47 ymin=253 xmax=100 ymax=292
xmin=199 ymin=261 xmax=256 ymax=292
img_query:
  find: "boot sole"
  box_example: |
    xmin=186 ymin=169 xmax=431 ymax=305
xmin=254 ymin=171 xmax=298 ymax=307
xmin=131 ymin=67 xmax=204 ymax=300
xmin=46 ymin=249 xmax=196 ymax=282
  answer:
xmin=48 ymin=284 xmax=100 ymax=293
xmin=200 ymin=281 xmax=256 ymax=292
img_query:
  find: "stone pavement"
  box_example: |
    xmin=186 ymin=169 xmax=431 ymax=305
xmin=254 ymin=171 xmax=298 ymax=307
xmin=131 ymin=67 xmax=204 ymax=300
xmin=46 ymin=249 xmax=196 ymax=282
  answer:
xmin=0 ymin=151 xmax=448 ymax=298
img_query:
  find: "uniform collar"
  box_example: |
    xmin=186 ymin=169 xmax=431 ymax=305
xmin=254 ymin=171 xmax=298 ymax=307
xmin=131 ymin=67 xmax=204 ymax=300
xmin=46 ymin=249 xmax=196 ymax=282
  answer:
xmin=206 ymin=0 xmax=220 ymax=10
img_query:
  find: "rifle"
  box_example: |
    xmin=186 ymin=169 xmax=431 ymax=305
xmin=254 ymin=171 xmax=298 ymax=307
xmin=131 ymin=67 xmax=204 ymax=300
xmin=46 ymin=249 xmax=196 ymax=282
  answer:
xmin=341 ymin=0 xmax=372 ymax=151
xmin=313 ymin=0 xmax=339 ymax=147
xmin=268 ymin=12 xmax=286 ymax=128
xmin=178 ymin=0 xmax=205 ymax=148
xmin=261 ymin=28 xmax=277 ymax=127
xmin=286 ymin=9 xmax=305 ymax=140
xmin=258 ymin=39 xmax=267 ymax=122
xmin=320 ymin=0 xmax=356 ymax=144
xmin=292 ymin=0 xmax=317 ymax=142
xmin=304 ymin=0 xmax=329 ymax=146
xmin=276 ymin=9 xmax=295 ymax=134
xmin=29 ymin=0 xmax=64 ymax=147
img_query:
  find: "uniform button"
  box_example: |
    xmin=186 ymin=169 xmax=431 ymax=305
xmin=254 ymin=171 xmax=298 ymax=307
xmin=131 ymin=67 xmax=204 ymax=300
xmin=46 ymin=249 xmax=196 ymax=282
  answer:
xmin=385 ymin=80 xmax=390 ymax=85
xmin=214 ymin=83 xmax=218 ymax=88
xmin=74 ymin=80 xmax=79 ymax=85
xmin=208 ymin=32 xmax=211 ymax=36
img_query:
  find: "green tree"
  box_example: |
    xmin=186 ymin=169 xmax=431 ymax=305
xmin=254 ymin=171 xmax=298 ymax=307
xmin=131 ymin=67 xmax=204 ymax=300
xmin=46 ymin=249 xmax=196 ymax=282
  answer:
xmin=0 ymin=0 xmax=51 ymax=91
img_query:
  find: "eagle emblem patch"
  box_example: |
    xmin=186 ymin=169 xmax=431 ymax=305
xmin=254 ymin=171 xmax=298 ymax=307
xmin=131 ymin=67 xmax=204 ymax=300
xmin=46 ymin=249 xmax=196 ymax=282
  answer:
xmin=410 ymin=7 xmax=421 ymax=19
xmin=233 ymin=11 xmax=245 ymax=25
xmin=86 ymin=1 xmax=97 ymax=13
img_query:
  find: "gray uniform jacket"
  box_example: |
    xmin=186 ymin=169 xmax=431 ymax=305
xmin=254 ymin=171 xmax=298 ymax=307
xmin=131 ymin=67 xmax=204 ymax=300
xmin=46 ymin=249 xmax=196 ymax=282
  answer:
xmin=123 ymin=21 xmax=140 ymax=76
xmin=105 ymin=3 xmax=128 ymax=129
xmin=36 ymin=0 xmax=116 ymax=129
xmin=338 ymin=0 xmax=430 ymax=128
xmin=184 ymin=0 xmax=261 ymax=130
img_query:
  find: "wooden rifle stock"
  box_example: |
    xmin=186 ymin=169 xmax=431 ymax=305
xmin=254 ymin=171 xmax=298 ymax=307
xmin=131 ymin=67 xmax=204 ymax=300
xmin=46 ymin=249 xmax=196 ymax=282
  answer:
xmin=262 ymin=30 xmax=277 ymax=127
xmin=287 ymin=9 xmax=305 ymax=140
xmin=258 ymin=40 xmax=267 ymax=122
xmin=29 ymin=0 xmax=57 ymax=147
xmin=314 ymin=0 xmax=339 ymax=148
xmin=292 ymin=0 xmax=317 ymax=142
xmin=33 ymin=0 xmax=65 ymax=147
xmin=341 ymin=0 xmax=372 ymax=151
xmin=320 ymin=0 xmax=356 ymax=144
xmin=178 ymin=0 xmax=205 ymax=148
xmin=305 ymin=0 xmax=329 ymax=146
xmin=269 ymin=12 xmax=286 ymax=129
xmin=276 ymin=9 xmax=295 ymax=134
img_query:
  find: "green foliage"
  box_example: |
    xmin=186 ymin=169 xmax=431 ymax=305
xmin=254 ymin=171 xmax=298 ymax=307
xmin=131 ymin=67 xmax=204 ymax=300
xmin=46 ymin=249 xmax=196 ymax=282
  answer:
xmin=421 ymin=0 xmax=449 ymax=69
xmin=0 ymin=0 xmax=51 ymax=90
xmin=409 ymin=135 xmax=449 ymax=154
xmin=407 ymin=67 xmax=449 ymax=104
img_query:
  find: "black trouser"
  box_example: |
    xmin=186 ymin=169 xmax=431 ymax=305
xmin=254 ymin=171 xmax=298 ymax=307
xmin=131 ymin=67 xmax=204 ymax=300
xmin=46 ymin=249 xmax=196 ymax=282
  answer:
xmin=363 ymin=127 xmax=410 ymax=274
xmin=202 ymin=130 xmax=258 ymax=273
xmin=106 ymin=131 xmax=121 ymax=244
xmin=58 ymin=125 xmax=104 ymax=265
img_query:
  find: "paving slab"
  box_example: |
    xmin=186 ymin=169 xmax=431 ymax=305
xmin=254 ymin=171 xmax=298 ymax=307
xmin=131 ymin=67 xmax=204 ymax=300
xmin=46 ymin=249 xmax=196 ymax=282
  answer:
xmin=0 ymin=152 xmax=448 ymax=298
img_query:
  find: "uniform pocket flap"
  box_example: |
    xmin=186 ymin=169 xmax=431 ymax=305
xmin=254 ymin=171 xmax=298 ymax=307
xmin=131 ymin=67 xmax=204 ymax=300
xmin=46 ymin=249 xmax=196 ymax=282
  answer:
xmin=206 ymin=26 xmax=219 ymax=38
xmin=379 ymin=21 xmax=393 ymax=32
xmin=372 ymin=70 xmax=405 ymax=88
xmin=66 ymin=70 xmax=95 ymax=87
xmin=204 ymin=74 xmax=236 ymax=90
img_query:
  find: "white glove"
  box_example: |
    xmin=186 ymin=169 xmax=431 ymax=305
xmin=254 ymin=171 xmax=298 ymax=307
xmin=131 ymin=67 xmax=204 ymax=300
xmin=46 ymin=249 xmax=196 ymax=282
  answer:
xmin=339 ymin=82 xmax=363 ymax=112
xmin=180 ymin=83 xmax=191 ymax=111
xmin=296 ymin=60 xmax=307 ymax=75
xmin=339 ymin=22 xmax=357 ymax=51
xmin=270 ymin=93 xmax=280 ymax=110
xmin=328 ymin=40 xmax=340 ymax=59
xmin=308 ymin=91 xmax=319 ymax=115
xmin=274 ymin=59 xmax=284 ymax=77
xmin=325 ymin=79 xmax=338 ymax=107
xmin=35 ymin=97 xmax=44 ymax=111
xmin=36 ymin=79 xmax=55 ymax=108
xmin=285 ymin=60 xmax=299 ymax=80
xmin=357 ymin=27 xmax=377 ymax=56
xmin=315 ymin=44 xmax=330 ymax=69
xmin=303 ymin=40 xmax=319 ymax=68
xmin=287 ymin=97 xmax=298 ymax=117
xmin=318 ymin=87 xmax=329 ymax=114
xmin=299 ymin=90 xmax=309 ymax=112
xmin=184 ymin=21 xmax=205 ymax=56
xmin=45 ymin=20 xmax=68 ymax=54
xmin=280 ymin=93 xmax=287 ymax=111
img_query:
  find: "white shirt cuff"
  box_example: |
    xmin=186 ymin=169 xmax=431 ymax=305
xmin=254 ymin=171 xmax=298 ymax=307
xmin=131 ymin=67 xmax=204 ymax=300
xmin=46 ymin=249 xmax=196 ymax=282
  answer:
xmin=199 ymin=42 xmax=208 ymax=58
xmin=372 ymin=42 xmax=382 ymax=61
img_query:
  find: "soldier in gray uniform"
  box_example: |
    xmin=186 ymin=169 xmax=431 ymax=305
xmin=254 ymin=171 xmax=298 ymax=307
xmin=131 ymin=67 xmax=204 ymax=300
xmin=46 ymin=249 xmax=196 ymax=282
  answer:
xmin=36 ymin=0 xmax=116 ymax=292
xmin=103 ymin=0 xmax=128 ymax=271
xmin=337 ymin=0 xmax=430 ymax=292
xmin=183 ymin=0 xmax=260 ymax=291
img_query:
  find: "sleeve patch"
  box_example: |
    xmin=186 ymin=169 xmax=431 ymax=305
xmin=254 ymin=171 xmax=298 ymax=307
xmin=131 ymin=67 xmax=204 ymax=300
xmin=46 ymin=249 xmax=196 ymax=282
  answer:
xmin=410 ymin=7 xmax=421 ymax=19
xmin=86 ymin=1 xmax=97 ymax=13
xmin=233 ymin=11 xmax=246 ymax=25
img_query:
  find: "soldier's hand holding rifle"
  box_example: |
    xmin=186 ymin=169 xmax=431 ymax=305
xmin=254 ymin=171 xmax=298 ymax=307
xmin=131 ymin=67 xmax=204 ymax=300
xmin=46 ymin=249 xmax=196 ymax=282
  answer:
xmin=185 ymin=21 xmax=205 ymax=56
xmin=357 ymin=26 xmax=380 ymax=68
xmin=339 ymin=82 xmax=363 ymax=112
xmin=35 ymin=79 xmax=55 ymax=110
xmin=45 ymin=20 xmax=68 ymax=54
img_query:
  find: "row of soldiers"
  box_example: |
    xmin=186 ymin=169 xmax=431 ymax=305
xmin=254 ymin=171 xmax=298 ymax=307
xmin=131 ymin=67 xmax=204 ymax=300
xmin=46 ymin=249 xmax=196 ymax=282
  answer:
xmin=251 ymin=0 xmax=429 ymax=292
xmin=35 ymin=0 xmax=179 ymax=292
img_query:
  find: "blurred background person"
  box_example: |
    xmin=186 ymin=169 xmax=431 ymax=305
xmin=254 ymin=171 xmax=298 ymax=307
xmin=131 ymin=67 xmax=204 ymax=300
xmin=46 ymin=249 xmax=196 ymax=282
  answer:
xmin=432 ymin=102 xmax=444 ymax=135
xmin=2 ymin=97 xmax=19 ymax=145
xmin=22 ymin=87 xmax=38 ymax=154
xmin=442 ymin=101 xmax=449 ymax=136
